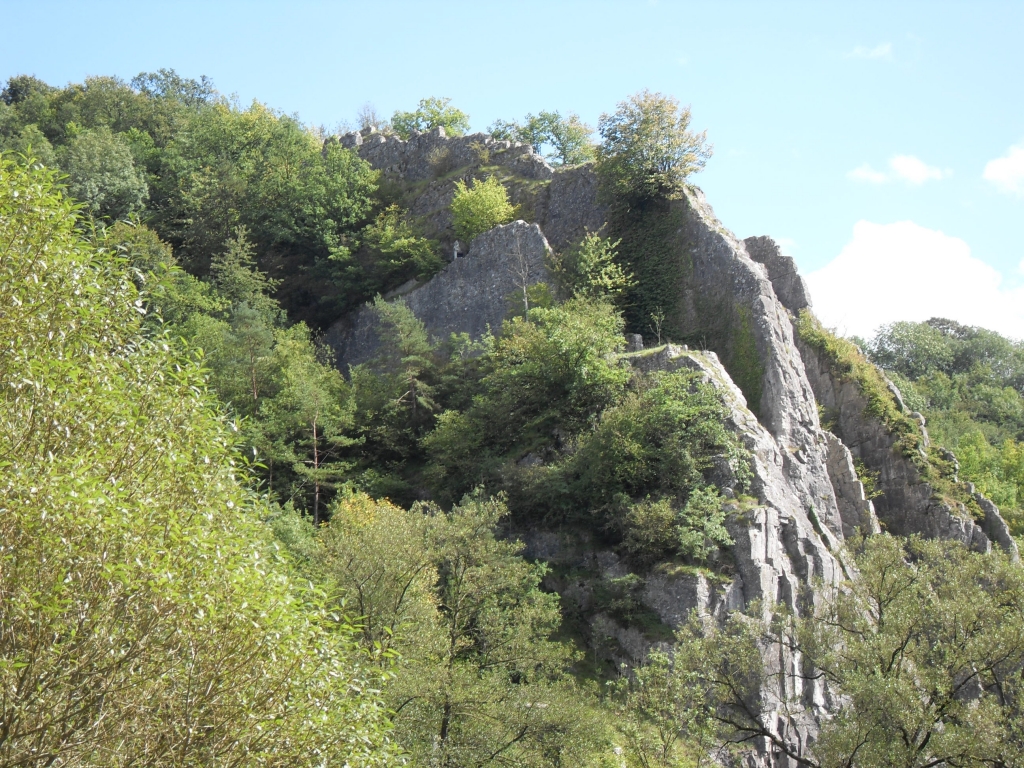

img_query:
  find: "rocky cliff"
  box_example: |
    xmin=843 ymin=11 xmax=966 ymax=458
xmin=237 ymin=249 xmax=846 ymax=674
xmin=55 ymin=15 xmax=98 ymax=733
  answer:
xmin=325 ymin=127 xmax=1017 ymax=766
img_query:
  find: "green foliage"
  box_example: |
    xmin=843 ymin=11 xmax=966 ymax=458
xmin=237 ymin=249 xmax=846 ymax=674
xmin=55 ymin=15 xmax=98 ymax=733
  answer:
xmin=0 ymin=72 xmax=386 ymax=325
xmin=864 ymin=318 xmax=1024 ymax=534
xmin=568 ymin=370 xmax=748 ymax=543
xmin=796 ymin=310 xmax=923 ymax=457
xmin=489 ymin=110 xmax=595 ymax=166
xmin=800 ymin=535 xmax=1024 ymax=767
xmin=0 ymin=157 xmax=394 ymax=765
xmin=596 ymin=90 xmax=712 ymax=202
xmin=1 ymin=74 xmax=55 ymax=105
xmin=0 ymin=123 xmax=56 ymax=166
xmin=667 ymin=535 xmax=1024 ymax=767
xmin=360 ymin=203 xmax=443 ymax=280
xmin=259 ymin=325 xmax=356 ymax=523
xmin=869 ymin=317 xmax=1024 ymax=391
xmin=58 ymin=125 xmax=149 ymax=219
xmin=293 ymin=491 xmax=610 ymax=766
xmin=550 ymin=232 xmax=634 ymax=302
xmin=130 ymin=67 xmax=217 ymax=107
xmin=371 ymin=295 xmax=438 ymax=418
xmin=612 ymin=648 xmax=719 ymax=768
xmin=609 ymin=203 xmax=689 ymax=342
xmin=424 ymin=299 xmax=630 ymax=501
xmin=622 ymin=489 xmax=737 ymax=568
xmin=100 ymin=220 xmax=225 ymax=327
xmin=450 ymin=175 xmax=516 ymax=242
xmin=208 ymin=225 xmax=283 ymax=321
xmin=391 ymin=96 xmax=470 ymax=139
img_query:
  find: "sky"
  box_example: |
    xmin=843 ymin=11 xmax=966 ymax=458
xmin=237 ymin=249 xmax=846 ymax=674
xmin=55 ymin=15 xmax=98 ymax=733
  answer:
xmin=2 ymin=0 xmax=1022 ymax=340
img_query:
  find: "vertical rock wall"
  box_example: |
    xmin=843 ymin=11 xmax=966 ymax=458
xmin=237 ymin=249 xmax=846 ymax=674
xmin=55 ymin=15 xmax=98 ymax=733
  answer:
xmin=324 ymin=221 xmax=552 ymax=368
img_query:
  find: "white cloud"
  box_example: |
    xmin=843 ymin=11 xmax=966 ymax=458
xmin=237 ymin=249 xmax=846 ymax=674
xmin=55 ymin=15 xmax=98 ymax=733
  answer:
xmin=806 ymin=221 xmax=1024 ymax=340
xmin=983 ymin=144 xmax=1024 ymax=195
xmin=847 ymin=155 xmax=948 ymax=185
xmin=848 ymin=164 xmax=888 ymax=184
xmin=889 ymin=155 xmax=946 ymax=184
xmin=848 ymin=43 xmax=892 ymax=60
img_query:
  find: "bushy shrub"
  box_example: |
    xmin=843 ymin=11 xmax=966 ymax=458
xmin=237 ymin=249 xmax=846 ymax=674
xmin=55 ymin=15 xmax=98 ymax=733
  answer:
xmin=450 ymin=175 xmax=515 ymax=242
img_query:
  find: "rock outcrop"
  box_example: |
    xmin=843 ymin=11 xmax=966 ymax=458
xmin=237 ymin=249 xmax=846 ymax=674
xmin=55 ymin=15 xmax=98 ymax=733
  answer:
xmin=325 ymin=128 xmax=1018 ymax=765
xmin=325 ymin=221 xmax=552 ymax=368
xmin=796 ymin=337 xmax=1018 ymax=558
xmin=744 ymin=235 xmax=813 ymax=315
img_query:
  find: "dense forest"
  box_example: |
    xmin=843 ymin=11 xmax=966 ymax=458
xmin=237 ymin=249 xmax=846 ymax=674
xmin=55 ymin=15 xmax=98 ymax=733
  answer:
xmin=4 ymin=71 xmax=1024 ymax=767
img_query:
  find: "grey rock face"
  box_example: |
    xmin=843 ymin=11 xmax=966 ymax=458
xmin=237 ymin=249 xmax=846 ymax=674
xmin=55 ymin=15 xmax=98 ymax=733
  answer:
xmin=744 ymin=235 xmax=813 ymax=315
xmin=627 ymin=347 xmax=843 ymax=765
xmin=667 ymin=188 xmax=846 ymax=550
xmin=336 ymin=128 xmax=606 ymax=252
xmin=642 ymin=569 xmax=744 ymax=628
xmin=824 ymin=431 xmax=881 ymax=538
xmin=536 ymin=162 xmax=607 ymax=250
xmin=796 ymin=337 xmax=1019 ymax=559
xmin=325 ymin=221 xmax=551 ymax=369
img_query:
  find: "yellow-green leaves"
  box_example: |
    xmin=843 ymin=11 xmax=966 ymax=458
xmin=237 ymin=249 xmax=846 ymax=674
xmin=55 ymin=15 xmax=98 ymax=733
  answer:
xmin=0 ymin=156 xmax=394 ymax=766
xmin=450 ymin=175 xmax=515 ymax=242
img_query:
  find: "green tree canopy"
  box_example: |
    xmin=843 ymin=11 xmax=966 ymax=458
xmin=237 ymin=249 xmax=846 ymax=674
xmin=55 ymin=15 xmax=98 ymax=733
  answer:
xmin=550 ymin=232 xmax=634 ymax=302
xmin=392 ymin=96 xmax=470 ymax=139
xmin=297 ymin=491 xmax=607 ymax=766
xmin=489 ymin=110 xmax=595 ymax=166
xmin=667 ymin=534 xmax=1024 ymax=768
xmin=596 ymin=89 xmax=712 ymax=202
xmin=450 ymin=175 xmax=515 ymax=242
xmin=58 ymin=125 xmax=149 ymax=219
xmin=0 ymin=155 xmax=394 ymax=765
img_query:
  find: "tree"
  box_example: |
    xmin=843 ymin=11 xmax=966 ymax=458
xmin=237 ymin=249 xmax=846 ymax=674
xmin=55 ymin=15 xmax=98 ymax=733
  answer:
xmin=489 ymin=110 xmax=595 ymax=166
xmin=58 ymin=125 xmax=149 ymax=219
xmin=356 ymin=101 xmax=389 ymax=133
xmin=613 ymin=649 xmax=719 ymax=768
xmin=360 ymin=203 xmax=443 ymax=283
xmin=261 ymin=325 xmax=357 ymax=524
xmin=669 ymin=534 xmax=1024 ymax=768
xmin=0 ymin=156 xmax=394 ymax=766
xmin=130 ymin=68 xmax=217 ymax=108
xmin=866 ymin=320 xmax=956 ymax=379
xmin=371 ymin=294 xmax=438 ymax=423
xmin=551 ymin=232 xmax=634 ymax=301
xmin=1 ymin=74 xmax=54 ymax=106
xmin=596 ymin=90 xmax=712 ymax=202
xmin=304 ymin=491 xmax=607 ymax=766
xmin=801 ymin=535 xmax=1024 ymax=768
xmin=392 ymin=96 xmax=470 ymax=139
xmin=208 ymin=225 xmax=283 ymax=323
xmin=0 ymin=124 xmax=57 ymax=167
xmin=424 ymin=298 xmax=632 ymax=502
xmin=450 ymin=175 xmax=515 ymax=242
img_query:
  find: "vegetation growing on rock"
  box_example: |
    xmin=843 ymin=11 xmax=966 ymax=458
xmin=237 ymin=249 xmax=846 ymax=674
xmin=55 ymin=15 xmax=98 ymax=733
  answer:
xmin=5 ymin=69 xmax=1024 ymax=766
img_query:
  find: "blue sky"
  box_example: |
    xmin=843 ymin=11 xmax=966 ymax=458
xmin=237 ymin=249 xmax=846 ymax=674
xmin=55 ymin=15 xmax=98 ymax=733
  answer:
xmin=3 ymin=0 xmax=1023 ymax=338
